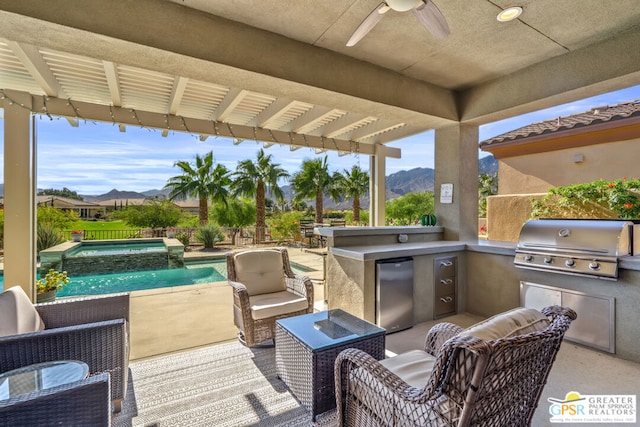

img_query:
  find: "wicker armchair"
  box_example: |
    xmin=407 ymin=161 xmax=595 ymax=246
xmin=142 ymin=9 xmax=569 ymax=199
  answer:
xmin=227 ymin=248 xmax=314 ymax=347
xmin=0 ymin=372 xmax=111 ymax=426
xmin=335 ymin=306 xmax=577 ymax=427
xmin=0 ymin=293 xmax=130 ymax=412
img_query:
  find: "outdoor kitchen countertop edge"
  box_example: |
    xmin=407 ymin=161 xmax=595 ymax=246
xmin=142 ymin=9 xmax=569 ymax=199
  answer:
xmin=329 ymin=241 xmax=467 ymax=261
xmin=618 ymin=256 xmax=640 ymax=271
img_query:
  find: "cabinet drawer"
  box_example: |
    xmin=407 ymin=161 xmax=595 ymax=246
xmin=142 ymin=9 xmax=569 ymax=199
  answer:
xmin=436 ymin=277 xmax=455 ymax=296
xmin=435 ymin=294 xmax=455 ymax=317
xmin=435 ymin=257 xmax=456 ymax=278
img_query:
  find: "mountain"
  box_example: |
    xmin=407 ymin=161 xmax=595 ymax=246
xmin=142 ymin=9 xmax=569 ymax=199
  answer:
xmin=142 ymin=188 xmax=171 ymax=198
xmin=82 ymin=189 xmax=149 ymax=202
xmin=479 ymin=155 xmax=498 ymax=175
xmin=386 ymin=167 xmax=435 ymax=197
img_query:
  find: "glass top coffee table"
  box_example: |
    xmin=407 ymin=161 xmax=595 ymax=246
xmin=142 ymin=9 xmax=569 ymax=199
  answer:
xmin=0 ymin=360 xmax=89 ymax=401
xmin=275 ymin=309 xmax=385 ymax=420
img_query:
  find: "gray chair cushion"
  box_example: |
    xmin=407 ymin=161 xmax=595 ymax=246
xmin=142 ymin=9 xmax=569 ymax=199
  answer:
xmin=0 ymin=286 xmax=45 ymax=337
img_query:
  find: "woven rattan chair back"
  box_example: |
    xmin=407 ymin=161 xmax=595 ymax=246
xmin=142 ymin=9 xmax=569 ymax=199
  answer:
xmin=336 ymin=305 xmax=576 ymax=427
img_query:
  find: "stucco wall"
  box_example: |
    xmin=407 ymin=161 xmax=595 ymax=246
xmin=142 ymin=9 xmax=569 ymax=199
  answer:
xmin=486 ymin=194 xmax=545 ymax=242
xmin=497 ymin=137 xmax=640 ymax=195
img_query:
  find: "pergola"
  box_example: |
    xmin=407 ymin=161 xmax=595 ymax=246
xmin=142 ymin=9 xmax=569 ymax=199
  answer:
xmin=2 ymin=0 xmax=640 ymax=299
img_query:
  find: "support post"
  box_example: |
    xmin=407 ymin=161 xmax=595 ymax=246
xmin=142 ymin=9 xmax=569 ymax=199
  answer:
xmin=3 ymin=90 xmax=37 ymax=300
xmin=434 ymin=123 xmax=479 ymax=241
xmin=369 ymin=153 xmax=386 ymax=226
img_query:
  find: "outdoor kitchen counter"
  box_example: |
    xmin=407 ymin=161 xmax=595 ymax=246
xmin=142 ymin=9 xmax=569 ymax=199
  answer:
xmin=330 ymin=241 xmax=465 ymax=261
xmin=329 ymin=239 xmax=515 ymax=261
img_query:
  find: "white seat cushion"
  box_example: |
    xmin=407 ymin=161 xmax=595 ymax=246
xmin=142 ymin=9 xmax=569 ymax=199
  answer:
xmin=380 ymin=349 xmax=436 ymax=388
xmin=459 ymin=307 xmax=549 ymax=341
xmin=234 ymin=250 xmax=286 ymax=296
xmin=0 ymin=286 xmax=45 ymax=337
xmin=249 ymin=291 xmax=308 ymax=320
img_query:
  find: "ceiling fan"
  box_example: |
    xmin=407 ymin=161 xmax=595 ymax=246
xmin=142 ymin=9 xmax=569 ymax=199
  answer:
xmin=347 ymin=0 xmax=450 ymax=47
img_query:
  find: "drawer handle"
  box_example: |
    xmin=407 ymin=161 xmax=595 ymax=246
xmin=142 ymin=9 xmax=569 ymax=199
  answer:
xmin=440 ymin=279 xmax=453 ymax=285
xmin=440 ymin=297 xmax=453 ymax=303
xmin=440 ymin=261 xmax=453 ymax=267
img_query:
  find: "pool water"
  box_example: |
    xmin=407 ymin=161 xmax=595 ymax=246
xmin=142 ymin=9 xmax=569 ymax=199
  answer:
xmin=66 ymin=242 xmax=166 ymax=257
xmin=1 ymin=259 xmax=313 ymax=297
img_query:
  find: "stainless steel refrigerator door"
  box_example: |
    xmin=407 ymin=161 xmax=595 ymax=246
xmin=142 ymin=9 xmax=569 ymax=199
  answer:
xmin=376 ymin=258 xmax=414 ymax=333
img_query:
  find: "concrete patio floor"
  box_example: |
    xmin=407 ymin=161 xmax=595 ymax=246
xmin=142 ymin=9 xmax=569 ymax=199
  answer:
xmin=128 ymin=246 xmax=326 ymax=359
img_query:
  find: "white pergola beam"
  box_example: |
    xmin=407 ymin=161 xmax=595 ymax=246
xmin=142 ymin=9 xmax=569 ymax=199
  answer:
xmin=320 ymin=113 xmax=369 ymax=139
xmin=288 ymin=106 xmax=337 ymax=133
xmin=168 ymin=76 xmax=189 ymax=115
xmin=8 ymin=41 xmax=66 ymax=98
xmin=215 ymin=88 xmax=248 ymax=122
xmin=103 ymin=61 xmax=122 ymax=107
xmin=253 ymin=98 xmax=297 ymax=128
xmin=351 ymin=119 xmax=406 ymax=142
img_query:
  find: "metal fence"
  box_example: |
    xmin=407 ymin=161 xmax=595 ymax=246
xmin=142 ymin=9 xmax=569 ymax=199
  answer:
xmin=62 ymin=226 xmax=277 ymax=246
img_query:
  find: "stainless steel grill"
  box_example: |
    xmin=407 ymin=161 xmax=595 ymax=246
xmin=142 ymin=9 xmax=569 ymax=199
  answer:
xmin=514 ymin=219 xmax=638 ymax=279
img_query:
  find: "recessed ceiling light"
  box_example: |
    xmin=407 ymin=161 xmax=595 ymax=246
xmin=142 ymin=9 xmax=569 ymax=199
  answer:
xmin=497 ymin=6 xmax=522 ymax=22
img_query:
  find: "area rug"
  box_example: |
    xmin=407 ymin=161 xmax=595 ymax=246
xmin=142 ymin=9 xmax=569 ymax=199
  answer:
xmin=112 ymin=341 xmax=337 ymax=426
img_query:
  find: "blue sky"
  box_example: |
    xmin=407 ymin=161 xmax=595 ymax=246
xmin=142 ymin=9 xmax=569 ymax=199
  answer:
xmin=1 ymin=84 xmax=639 ymax=195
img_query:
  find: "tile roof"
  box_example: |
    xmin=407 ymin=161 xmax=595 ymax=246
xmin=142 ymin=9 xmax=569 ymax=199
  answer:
xmin=480 ymin=99 xmax=640 ymax=147
xmin=36 ymin=195 xmax=101 ymax=207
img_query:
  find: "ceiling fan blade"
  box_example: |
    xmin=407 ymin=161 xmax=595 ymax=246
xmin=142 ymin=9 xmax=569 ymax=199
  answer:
xmin=347 ymin=2 xmax=388 ymax=47
xmin=413 ymin=0 xmax=450 ymax=39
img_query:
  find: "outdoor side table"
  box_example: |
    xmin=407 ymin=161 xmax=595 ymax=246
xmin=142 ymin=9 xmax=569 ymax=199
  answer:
xmin=275 ymin=309 xmax=385 ymax=420
xmin=0 ymin=360 xmax=90 ymax=401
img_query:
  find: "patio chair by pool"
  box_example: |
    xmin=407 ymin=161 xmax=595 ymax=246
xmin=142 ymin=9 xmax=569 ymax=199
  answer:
xmin=226 ymin=248 xmax=314 ymax=347
xmin=335 ymin=305 xmax=576 ymax=426
xmin=0 ymin=287 xmax=130 ymax=412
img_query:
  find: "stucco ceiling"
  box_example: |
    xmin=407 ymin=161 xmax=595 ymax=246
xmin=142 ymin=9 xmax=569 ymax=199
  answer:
xmin=1 ymin=0 xmax=640 ymax=153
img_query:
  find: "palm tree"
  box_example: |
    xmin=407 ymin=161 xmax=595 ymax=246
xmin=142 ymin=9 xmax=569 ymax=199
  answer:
xmin=164 ymin=151 xmax=230 ymax=225
xmin=335 ymin=165 xmax=369 ymax=224
xmin=231 ymin=149 xmax=289 ymax=243
xmin=291 ymin=156 xmax=340 ymax=224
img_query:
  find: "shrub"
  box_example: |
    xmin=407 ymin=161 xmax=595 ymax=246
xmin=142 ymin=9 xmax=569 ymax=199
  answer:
xmin=268 ymin=211 xmax=305 ymax=243
xmin=385 ymin=192 xmax=435 ymax=225
xmin=195 ymin=224 xmax=225 ymax=249
xmin=175 ymin=231 xmax=191 ymax=247
xmin=37 ymin=224 xmax=65 ymax=253
xmin=531 ymin=178 xmax=640 ymax=219
xmin=344 ymin=209 xmax=369 ymax=225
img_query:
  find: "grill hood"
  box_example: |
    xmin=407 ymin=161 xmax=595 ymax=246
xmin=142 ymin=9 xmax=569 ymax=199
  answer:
xmin=515 ymin=219 xmax=637 ymax=279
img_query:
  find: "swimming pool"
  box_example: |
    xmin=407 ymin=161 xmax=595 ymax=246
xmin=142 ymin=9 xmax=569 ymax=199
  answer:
xmin=1 ymin=259 xmax=312 ymax=297
xmin=65 ymin=242 xmax=167 ymax=257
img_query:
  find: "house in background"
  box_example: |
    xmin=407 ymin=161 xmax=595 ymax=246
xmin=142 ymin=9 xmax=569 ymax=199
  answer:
xmin=480 ymin=99 xmax=640 ymax=241
xmin=36 ymin=195 xmax=103 ymax=220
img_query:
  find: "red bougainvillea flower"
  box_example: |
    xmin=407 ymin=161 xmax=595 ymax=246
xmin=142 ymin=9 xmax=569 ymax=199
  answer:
xmin=624 ymin=203 xmax=634 ymax=209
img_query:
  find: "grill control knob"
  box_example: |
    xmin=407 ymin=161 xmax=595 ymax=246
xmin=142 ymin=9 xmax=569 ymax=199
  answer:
xmin=589 ymin=261 xmax=600 ymax=271
xmin=524 ymin=254 xmax=533 ymax=262
xmin=565 ymin=259 xmax=576 ymax=268
xmin=543 ymin=256 xmax=553 ymax=265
